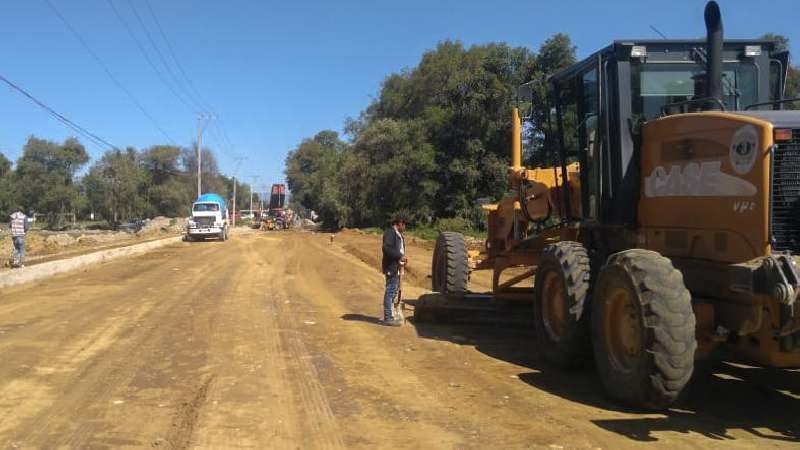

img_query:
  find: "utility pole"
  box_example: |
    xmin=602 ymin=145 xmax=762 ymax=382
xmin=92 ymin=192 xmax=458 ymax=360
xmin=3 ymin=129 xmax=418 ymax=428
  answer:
xmin=249 ymin=175 xmax=260 ymax=215
xmin=232 ymin=176 xmax=237 ymax=227
xmin=230 ymin=156 xmax=245 ymax=227
xmin=196 ymin=113 xmax=212 ymax=198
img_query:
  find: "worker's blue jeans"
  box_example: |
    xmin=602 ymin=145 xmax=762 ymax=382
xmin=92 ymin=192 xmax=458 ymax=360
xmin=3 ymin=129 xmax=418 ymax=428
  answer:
xmin=12 ymin=236 xmax=25 ymax=267
xmin=383 ymin=273 xmax=400 ymax=321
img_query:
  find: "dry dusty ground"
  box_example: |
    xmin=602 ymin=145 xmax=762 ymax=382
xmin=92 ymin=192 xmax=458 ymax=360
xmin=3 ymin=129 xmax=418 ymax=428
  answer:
xmin=0 ymin=231 xmax=797 ymax=449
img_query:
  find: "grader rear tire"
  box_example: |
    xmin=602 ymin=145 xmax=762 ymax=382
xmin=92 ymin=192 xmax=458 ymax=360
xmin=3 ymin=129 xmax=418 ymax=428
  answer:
xmin=592 ymin=249 xmax=696 ymax=409
xmin=533 ymin=241 xmax=592 ymax=368
xmin=432 ymin=232 xmax=469 ymax=294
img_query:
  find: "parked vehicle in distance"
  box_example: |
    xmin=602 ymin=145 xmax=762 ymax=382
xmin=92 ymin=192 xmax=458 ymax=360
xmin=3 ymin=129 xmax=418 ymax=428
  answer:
xmin=117 ymin=218 xmax=146 ymax=233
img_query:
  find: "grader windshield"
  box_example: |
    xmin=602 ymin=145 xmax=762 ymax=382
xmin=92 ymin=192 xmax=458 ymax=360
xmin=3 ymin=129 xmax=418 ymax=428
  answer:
xmin=632 ymin=62 xmax=759 ymax=118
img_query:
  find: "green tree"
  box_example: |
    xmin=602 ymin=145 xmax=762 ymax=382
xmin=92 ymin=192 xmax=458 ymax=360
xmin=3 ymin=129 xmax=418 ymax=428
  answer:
xmin=347 ymin=119 xmax=438 ymax=225
xmin=0 ymin=152 xmax=14 ymax=217
xmin=181 ymin=146 xmax=227 ymax=196
xmin=84 ymin=147 xmax=147 ymax=223
xmin=367 ymin=41 xmax=538 ymax=221
xmin=286 ymin=35 xmax=576 ymax=229
xmin=285 ymin=131 xmax=347 ymax=228
xmin=141 ymin=145 xmax=182 ymax=184
xmin=139 ymin=145 xmax=195 ymax=217
xmin=15 ymin=136 xmax=89 ymax=226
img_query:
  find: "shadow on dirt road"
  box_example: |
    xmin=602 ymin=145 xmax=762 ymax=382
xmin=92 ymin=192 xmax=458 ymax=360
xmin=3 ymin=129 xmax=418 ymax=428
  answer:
xmin=341 ymin=313 xmax=383 ymax=325
xmin=590 ymin=362 xmax=800 ymax=442
xmin=406 ymin=296 xmax=800 ymax=444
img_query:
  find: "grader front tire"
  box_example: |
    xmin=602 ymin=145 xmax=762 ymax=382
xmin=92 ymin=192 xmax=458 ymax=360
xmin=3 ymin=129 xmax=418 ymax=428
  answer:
xmin=532 ymin=241 xmax=592 ymax=368
xmin=592 ymin=249 xmax=697 ymax=409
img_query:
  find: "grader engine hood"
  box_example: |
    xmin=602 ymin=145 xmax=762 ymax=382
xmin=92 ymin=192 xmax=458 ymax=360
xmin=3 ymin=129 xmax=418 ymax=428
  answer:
xmin=639 ymin=111 xmax=800 ymax=263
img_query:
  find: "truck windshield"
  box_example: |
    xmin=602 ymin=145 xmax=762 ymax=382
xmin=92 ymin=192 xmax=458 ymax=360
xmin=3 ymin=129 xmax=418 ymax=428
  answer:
xmin=193 ymin=203 xmax=219 ymax=212
xmin=631 ymin=62 xmax=758 ymax=120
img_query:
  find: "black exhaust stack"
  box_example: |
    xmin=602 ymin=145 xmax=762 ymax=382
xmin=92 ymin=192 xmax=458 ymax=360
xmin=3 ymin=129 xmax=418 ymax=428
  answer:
xmin=704 ymin=1 xmax=723 ymax=109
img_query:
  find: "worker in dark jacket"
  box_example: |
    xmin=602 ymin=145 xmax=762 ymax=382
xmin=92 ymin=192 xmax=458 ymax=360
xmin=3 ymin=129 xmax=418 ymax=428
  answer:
xmin=381 ymin=216 xmax=407 ymax=326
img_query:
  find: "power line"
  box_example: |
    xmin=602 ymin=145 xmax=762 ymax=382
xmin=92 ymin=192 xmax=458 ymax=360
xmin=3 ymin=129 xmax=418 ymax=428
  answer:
xmin=124 ymin=0 xmax=206 ymax=114
xmin=650 ymin=25 xmax=669 ymax=40
xmin=44 ymin=0 xmax=176 ymax=145
xmin=207 ymin=121 xmax=239 ymax=160
xmin=144 ymin=0 xmax=241 ymax=159
xmin=213 ymin=118 xmax=238 ymax=155
xmin=143 ymin=0 xmax=213 ymax=112
xmin=105 ymin=0 xmax=200 ymax=115
xmin=0 ymin=72 xmax=118 ymax=151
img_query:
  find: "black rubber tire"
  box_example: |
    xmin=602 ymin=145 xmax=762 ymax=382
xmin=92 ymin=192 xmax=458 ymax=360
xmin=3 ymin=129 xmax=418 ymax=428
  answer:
xmin=533 ymin=241 xmax=592 ymax=368
xmin=592 ymin=249 xmax=696 ymax=409
xmin=431 ymin=232 xmax=469 ymax=294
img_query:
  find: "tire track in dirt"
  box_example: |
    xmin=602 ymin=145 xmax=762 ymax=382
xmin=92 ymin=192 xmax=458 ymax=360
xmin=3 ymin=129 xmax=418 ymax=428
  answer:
xmin=285 ymin=233 xmax=617 ymax=448
xmin=192 ymin=234 xmax=344 ymax=449
xmin=0 ymin=245 xmax=207 ymax=442
xmin=166 ymin=375 xmax=215 ymax=449
xmin=262 ymin=235 xmax=344 ymax=449
xmin=0 ymin=241 xmax=232 ymax=448
xmin=191 ymin=236 xmax=304 ymax=447
xmin=273 ymin=233 xmax=474 ymax=448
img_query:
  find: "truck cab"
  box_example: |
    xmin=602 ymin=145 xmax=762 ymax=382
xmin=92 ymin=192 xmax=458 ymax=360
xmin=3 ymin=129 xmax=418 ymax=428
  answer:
xmin=186 ymin=193 xmax=229 ymax=241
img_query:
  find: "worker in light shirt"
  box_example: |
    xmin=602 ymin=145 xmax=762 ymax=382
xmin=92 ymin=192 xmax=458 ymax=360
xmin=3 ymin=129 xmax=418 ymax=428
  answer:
xmin=9 ymin=207 xmax=30 ymax=268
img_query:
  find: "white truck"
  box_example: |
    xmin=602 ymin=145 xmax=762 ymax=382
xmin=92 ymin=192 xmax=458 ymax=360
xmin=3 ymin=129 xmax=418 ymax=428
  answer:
xmin=186 ymin=193 xmax=229 ymax=241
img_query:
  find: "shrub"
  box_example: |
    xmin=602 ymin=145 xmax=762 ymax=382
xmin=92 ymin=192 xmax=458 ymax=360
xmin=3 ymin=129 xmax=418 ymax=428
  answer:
xmin=434 ymin=217 xmax=472 ymax=233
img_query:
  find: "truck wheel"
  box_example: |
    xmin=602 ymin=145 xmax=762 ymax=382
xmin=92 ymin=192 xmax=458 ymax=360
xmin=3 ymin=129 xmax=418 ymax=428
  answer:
xmin=592 ymin=249 xmax=696 ymax=409
xmin=533 ymin=241 xmax=591 ymax=368
xmin=432 ymin=232 xmax=469 ymax=294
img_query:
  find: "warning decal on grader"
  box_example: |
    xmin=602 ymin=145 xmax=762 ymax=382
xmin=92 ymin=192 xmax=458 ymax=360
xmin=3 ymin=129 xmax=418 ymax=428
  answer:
xmin=729 ymin=124 xmax=759 ymax=175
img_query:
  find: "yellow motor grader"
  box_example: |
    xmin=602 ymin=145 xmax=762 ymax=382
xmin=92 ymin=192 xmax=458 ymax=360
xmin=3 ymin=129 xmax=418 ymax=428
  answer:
xmin=430 ymin=1 xmax=800 ymax=408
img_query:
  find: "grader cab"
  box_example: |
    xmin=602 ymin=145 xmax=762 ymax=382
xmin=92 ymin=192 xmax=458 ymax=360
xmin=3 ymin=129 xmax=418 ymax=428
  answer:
xmin=430 ymin=1 xmax=800 ymax=408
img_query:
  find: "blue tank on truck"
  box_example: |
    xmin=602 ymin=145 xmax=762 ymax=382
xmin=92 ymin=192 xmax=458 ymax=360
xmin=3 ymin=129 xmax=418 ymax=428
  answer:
xmin=186 ymin=192 xmax=230 ymax=241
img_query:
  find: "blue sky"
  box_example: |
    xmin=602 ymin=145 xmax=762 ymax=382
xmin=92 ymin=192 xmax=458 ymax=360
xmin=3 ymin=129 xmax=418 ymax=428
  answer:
xmin=0 ymin=0 xmax=797 ymax=194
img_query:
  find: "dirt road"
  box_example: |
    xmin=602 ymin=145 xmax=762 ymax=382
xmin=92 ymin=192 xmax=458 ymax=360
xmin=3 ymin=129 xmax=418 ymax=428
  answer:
xmin=0 ymin=232 xmax=797 ymax=448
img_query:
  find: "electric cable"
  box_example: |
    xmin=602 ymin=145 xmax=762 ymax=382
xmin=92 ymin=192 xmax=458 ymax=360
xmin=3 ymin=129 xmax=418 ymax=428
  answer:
xmin=0 ymin=72 xmax=118 ymax=151
xmin=124 ymin=0 xmax=206 ymax=113
xmin=106 ymin=0 xmax=200 ymax=115
xmin=44 ymin=0 xmax=177 ymax=144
